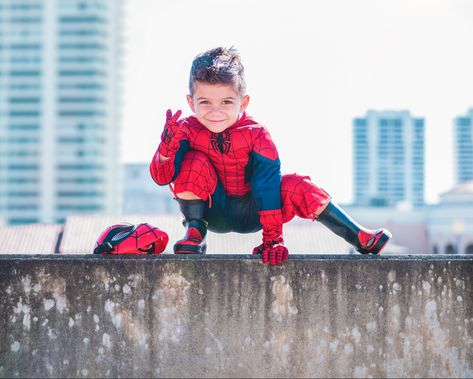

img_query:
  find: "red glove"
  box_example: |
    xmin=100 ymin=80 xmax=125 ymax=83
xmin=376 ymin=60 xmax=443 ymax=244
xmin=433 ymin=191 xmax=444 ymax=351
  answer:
xmin=253 ymin=209 xmax=289 ymax=265
xmin=158 ymin=109 xmax=189 ymax=158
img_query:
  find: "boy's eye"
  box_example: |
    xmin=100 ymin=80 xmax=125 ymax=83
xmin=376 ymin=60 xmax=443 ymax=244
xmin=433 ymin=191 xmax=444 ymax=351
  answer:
xmin=223 ymin=100 xmax=233 ymax=105
xmin=199 ymin=101 xmax=210 ymax=105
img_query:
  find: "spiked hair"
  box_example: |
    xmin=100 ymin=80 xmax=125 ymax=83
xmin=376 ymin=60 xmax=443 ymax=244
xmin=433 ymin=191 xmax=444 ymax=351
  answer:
xmin=188 ymin=47 xmax=246 ymax=96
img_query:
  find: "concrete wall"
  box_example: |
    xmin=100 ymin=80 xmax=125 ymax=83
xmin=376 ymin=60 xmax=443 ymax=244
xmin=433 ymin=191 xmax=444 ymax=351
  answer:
xmin=0 ymin=254 xmax=472 ymax=378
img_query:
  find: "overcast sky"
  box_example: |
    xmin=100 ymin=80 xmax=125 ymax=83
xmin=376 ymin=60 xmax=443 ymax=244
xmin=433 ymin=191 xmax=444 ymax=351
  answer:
xmin=122 ymin=0 xmax=473 ymax=204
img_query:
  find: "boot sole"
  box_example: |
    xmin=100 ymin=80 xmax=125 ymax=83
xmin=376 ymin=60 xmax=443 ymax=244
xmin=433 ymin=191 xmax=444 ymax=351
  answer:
xmin=357 ymin=230 xmax=392 ymax=255
xmin=174 ymin=244 xmax=207 ymax=254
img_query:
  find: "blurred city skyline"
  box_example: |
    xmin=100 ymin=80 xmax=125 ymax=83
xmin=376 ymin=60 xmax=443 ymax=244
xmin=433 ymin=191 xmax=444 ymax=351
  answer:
xmin=122 ymin=0 xmax=473 ymax=204
xmin=1 ymin=0 xmax=472 ymax=228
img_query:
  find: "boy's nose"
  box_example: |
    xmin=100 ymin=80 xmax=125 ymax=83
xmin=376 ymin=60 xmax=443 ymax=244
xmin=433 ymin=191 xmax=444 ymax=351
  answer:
xmin=210 ymin=104 xmax=223 ymax=112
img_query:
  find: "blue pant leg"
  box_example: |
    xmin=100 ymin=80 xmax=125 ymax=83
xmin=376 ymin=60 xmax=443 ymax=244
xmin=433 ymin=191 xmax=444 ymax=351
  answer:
xmin=228 ymin=192 xmax=262 ymax=233
xmin=205 ymin=182 xmax=262 ymax=234
xmin=204 ymin=180 xmax=232 ymax=233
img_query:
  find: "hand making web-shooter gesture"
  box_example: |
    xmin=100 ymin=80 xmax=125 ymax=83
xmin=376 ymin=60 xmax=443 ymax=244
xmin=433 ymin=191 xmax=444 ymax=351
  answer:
xmin=158 ymin=109 xmax=189 ymax=161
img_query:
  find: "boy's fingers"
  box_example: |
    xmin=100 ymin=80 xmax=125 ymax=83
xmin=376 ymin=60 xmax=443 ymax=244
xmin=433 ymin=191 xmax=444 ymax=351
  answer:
xmin=170 ymin=109 xmax=182 ymax=124
xmin=166 ymin=109 xmax=172 ymax=121
xmin=269 ymin=249 xmax=277 ymax=265
xmin=262 ymin=249 xmax=269 ymax=264
xmin=261 ymin=246 xmax=287 ymax=265
xmin=276 ymin=249 xmax=283 ymax=264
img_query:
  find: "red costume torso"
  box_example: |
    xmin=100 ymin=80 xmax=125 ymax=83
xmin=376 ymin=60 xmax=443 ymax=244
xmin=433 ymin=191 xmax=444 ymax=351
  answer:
xmin=182 ymin=113 xmax=278 ymax=196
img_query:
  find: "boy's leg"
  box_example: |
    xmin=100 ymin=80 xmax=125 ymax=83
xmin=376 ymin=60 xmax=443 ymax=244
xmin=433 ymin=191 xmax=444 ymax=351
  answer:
xmin=173 ymin=150 xmax=218 ymax=201
xmin=280 ymin=174 xmax=391 ymax=254
xmin=172 ymin=150 xmax=218 ymax=254
xmin=280 ymin=174 xmax=331 ymax=223
xmin=204 ymin=180 xmax=233 ymax=233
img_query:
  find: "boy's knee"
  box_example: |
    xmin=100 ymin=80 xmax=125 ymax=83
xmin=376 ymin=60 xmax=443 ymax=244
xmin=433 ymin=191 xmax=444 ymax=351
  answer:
xmin=282 ymin=174 xmax=329 ymax=196
xmin=173 ymin=151 xmax=217 ymax=200
xmin=281 ymin=174 xmax=331 ymax=220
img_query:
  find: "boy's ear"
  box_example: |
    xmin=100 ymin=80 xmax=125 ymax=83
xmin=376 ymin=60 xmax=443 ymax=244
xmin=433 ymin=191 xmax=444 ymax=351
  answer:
xmin=186 ymin=95 xmax=195 ymax=113
xmin=239 ymin=95 xmax=250 ymax=112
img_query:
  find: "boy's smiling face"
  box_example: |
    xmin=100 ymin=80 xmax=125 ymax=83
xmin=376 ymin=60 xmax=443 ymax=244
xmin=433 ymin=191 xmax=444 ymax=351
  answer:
xmin=187 ymin=82 xmax=250 ymax=133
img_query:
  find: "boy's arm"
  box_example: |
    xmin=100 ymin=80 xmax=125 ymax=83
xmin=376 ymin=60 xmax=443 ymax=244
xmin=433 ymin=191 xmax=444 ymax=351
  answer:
xmin=149 ymin=109 xmax=190 ymax=185
xmin=250 ymin=127 xmax=288 ymax=265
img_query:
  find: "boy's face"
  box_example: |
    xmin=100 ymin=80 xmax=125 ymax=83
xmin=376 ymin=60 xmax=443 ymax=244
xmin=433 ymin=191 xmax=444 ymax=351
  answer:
xmin=187 ymin=82 xmax=250 ymax=133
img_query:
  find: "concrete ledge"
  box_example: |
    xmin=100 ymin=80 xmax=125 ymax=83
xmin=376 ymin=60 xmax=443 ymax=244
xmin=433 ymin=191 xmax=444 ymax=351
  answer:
xmin=1 ymin=255 xmax=472 ymax=378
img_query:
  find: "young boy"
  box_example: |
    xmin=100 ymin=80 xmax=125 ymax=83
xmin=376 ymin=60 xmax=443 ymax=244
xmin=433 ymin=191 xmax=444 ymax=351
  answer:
xmin=150 ymin=47 xmax=391 ymax=265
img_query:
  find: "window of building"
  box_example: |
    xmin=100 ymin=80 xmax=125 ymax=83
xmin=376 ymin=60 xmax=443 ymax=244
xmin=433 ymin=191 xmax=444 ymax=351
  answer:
xmin=56 ymin=191 xmax=104 ymax=197
xmin=9 ymin=110 xmax=41 ymax=117
xmin=8 ymin=97 xmax=40 ymax=103
xmin=7 ymin=164 xmax=39 ymax=171
xmin=354 ymin=119 xmax=367 ymax=127
xmin=56 ymin=177 xmax=103 ymax=184
xmin=9 ymin=124 xmax=40 ymax=130
xmin=9 ymin=3 xmax=42 ymax=11
xmin=8 ymin=177 xmax=39 ymax=184
xmin=59 ymin=16 xmax=107 ymax=24
xmin=414 ymin=119 xmax=424 ymax=128
xmin=58 ymin=110 xmax=105 ymax=117
xmin=9 ymin=43 xmax=41 ymax=50
xmin=9 ymin=70 xmax=41 ymax=76
xmin=456 ymin=117 xmax=471 ymax=127
xmin=58 ymin=96 xmax=104 ymax=103
xmin=8 ymin=204 xmax=39 ymax=211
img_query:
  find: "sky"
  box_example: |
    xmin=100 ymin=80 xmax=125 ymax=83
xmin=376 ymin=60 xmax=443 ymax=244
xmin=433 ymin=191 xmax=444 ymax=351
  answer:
xmin=122 ymin=0 xmax=473 ymax=205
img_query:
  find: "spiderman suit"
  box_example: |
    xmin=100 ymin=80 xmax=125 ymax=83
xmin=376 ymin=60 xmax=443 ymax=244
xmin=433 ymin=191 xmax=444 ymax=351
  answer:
xmin=150 ymin=112 xmax=331 ymax=262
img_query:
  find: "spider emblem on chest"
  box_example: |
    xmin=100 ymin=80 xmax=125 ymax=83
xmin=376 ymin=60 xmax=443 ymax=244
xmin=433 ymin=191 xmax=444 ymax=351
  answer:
xmin=211 ymin=131 xmax=231 ymax=154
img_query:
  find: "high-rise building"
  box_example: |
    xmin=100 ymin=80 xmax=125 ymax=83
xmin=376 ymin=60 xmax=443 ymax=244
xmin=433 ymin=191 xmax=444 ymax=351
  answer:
xmin=0 ymin=0 xmax=122 ymax=225
xmin=454 ymin=108 xmax=473 ymax=184
xmin=353 ymin=110 xmax=424 ymax=208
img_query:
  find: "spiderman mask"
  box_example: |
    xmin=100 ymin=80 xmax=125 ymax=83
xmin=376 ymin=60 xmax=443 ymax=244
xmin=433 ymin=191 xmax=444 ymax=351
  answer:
xmin=94 ymin=223 xmax=169 ymax=255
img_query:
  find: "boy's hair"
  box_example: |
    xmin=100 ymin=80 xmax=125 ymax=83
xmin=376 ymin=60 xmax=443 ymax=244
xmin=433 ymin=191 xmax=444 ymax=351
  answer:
xmin=189 ymin=47 xmax=246 ymax=96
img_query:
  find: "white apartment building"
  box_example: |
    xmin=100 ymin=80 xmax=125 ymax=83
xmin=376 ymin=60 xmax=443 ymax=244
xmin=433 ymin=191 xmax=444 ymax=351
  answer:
xmin=0 ymin=0 xmax=122 ymax=225
xmin=353 ymin=110 xmax=425 ymax=208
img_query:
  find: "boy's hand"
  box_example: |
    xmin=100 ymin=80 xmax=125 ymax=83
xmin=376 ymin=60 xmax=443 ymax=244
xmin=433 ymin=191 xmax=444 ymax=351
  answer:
xmin=253 ymin=209 xmax=289 ymax=265
xmin=252 ymin=237 xmax=288 ymax=265
xmin=158 ymin=109 xmax=189 ymax=158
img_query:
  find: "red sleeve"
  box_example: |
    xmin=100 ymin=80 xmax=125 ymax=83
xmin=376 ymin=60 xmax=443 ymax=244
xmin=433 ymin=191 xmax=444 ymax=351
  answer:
xmin=149 ymin=147 xmax=176 ymax=185
xmin=150 ymin=140 xmax=190 ymax=185
xmin=253 ymin=126 xmax=279 ymax=160
xmin=149 ymin=117 xmax=192 ymax=185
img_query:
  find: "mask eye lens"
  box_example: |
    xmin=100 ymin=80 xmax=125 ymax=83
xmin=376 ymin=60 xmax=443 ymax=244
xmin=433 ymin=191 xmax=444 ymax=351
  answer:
xmin=110 ymin=225 xmax=136 ymax=242
xmin=111 ymin=230 xmax=131 ymax=242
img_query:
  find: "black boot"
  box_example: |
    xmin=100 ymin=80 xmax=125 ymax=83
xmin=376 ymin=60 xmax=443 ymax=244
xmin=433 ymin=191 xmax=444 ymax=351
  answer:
xmin=174 ymin=199 xmax=208 ymax=254
xmin=318 ymin=201 xmax=392 ymax=254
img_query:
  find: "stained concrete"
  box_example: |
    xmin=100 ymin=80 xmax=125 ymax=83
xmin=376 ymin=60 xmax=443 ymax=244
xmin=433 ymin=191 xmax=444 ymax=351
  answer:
xmin=0 ymin=254 xmax=472 ymax=378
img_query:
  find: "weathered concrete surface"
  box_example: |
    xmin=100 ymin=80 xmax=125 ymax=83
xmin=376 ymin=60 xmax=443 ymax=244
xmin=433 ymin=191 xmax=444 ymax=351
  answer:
xmin=0 ymin=254 xmax=472 ymax=378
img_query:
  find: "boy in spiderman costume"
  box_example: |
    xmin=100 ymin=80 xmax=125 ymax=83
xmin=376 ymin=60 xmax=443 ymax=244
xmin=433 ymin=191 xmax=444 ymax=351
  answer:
xmin=150 ymin=47 xmax=391 ymax=265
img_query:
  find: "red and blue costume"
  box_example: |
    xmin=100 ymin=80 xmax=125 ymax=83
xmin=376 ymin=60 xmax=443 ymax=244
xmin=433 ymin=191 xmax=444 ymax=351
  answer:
xmin=150 ymin=112 xmax=331 ymax=264
xmin=150 ymin=111 xmax=391 ymax=264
